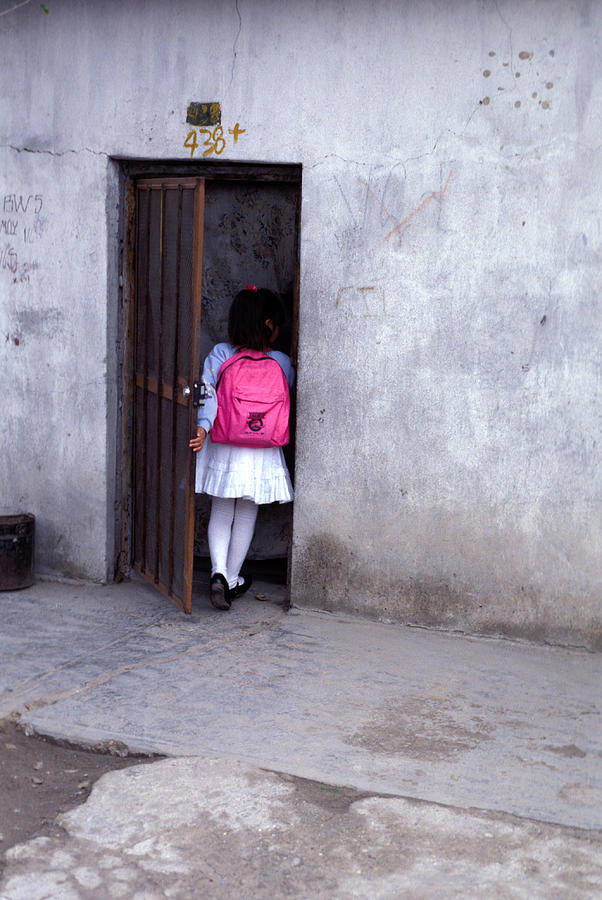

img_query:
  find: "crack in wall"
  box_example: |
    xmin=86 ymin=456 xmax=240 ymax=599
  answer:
xmin=307 ymin=154 xmax=374 ymax=170
xmin=230 ymin=0 xmax=242 ymax=88
xmin=1 ymin=144 xmax=110 ymax=158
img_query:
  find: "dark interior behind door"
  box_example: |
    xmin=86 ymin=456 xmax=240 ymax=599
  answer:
xmin=194 ymin=179 xmax=300 ymax=566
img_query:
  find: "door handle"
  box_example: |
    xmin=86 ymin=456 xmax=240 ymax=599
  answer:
xmin=182 ymin=385 xmax=191 ymax=398
xmin=192 ymin=381 xmax=207 ymax=407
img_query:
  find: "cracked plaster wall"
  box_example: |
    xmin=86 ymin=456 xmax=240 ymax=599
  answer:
xmin=0 ymin=0 xmax=600 ymax=644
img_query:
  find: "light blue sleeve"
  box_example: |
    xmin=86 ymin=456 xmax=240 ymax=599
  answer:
xmin=196 ymin=343 xmax=235 ymax=432
xmin=269 ymin=350 xmax=295 ymax=389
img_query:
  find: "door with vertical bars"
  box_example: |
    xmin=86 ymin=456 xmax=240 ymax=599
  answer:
xmin=132 ymin=178 xmax=204 ymax=613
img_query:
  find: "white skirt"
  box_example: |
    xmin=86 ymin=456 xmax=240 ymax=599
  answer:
xmin=195 ymin=436 xmax=294 ymax=504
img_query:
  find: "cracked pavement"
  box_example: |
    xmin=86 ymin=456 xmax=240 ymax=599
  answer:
xmin=0 ymin=578 xmax=601 ymax=897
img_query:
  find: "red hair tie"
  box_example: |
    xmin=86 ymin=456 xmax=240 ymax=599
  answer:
xmin=246 ymin=284 xmax=258 ymax=292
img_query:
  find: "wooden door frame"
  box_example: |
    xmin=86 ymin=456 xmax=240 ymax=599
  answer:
xmin=116 ymin=160 xmax=302 ymax=595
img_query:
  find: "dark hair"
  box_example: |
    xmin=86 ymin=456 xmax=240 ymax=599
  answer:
xmin=228 ymin=288 xmax=284 ymax=351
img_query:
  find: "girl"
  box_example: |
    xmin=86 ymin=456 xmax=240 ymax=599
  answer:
xmin=189 ymin=287 xmax=295 ymax=610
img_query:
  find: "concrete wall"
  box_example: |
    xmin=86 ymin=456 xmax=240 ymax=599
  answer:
xmin=0 ymin=147 xmax=119 ymax=580
xmin=1 ymin=0 xmax=599 ymax=646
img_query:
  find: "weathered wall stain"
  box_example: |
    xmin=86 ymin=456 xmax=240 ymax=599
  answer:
xmin=13 ymin=306 xmax=63 ymax=337
xmin=480 ymin=47 xmax=556 ymax=111
xmin=292 ymin=531 xmax=602 ymax=651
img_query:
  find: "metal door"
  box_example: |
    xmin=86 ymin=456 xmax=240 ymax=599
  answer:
xmin=132 ymin=178 xmax=204 ymax=613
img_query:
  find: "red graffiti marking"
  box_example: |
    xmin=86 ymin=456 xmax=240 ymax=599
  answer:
xmin=383 ymin=170 xmax=452 ymax=242
xmin=358 ymin=170 xmax=453 ymax=245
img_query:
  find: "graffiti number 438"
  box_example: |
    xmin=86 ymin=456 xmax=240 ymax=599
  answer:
xmin=184 ymin=123 xmax=246 ymax=158
xmin=184 ymin=125 xmax=226 ymax=158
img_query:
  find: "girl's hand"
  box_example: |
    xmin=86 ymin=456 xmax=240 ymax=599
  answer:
xmin=189 ymin=426 xmax=207 ymax=453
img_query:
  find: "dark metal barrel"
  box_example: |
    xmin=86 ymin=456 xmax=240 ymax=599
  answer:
xmin=0 ymin=511 xmax=35 ymax=590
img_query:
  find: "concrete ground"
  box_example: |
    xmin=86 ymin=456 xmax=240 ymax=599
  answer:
xmin=0 ymin=577 xmax=600 ymax=898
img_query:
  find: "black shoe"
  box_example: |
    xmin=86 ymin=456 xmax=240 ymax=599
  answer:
xmin=210 ymin=573 xmax=231 ymax=610
xmin=229 ymin=575 xmax=253 ymax=601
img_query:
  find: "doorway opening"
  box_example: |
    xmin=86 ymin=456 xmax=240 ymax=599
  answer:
xmin=120 ymin=161 xmax=302 ymax=613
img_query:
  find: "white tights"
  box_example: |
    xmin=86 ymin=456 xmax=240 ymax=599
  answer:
xmin=208 ymin=497 xmax=259 ymax=590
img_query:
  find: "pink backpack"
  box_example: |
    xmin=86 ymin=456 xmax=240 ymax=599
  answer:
xmin=211 ymin=350 xmax=291 ymax=448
